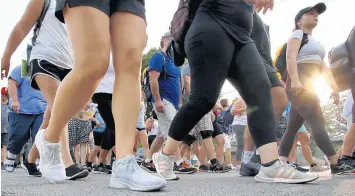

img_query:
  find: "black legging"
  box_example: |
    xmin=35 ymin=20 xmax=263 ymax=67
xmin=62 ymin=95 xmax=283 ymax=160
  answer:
xmin=279 ymin=63 xmax=336 ymax=157
xmin=168 ymin=11 xmax=276 ymax=148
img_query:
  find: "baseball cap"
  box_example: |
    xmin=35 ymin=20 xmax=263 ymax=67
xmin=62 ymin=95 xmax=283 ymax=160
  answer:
xmin=1 ymin=87 xmax=8 ymax=95
xmin=294 ymin=3 xmax=326 ymax=27
xmin=162 ymin=32 xmax=172 ymax=39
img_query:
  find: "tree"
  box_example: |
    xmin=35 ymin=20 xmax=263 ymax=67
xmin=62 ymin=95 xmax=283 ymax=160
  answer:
xmin=142 ymin=47 xmax=160 ymax=73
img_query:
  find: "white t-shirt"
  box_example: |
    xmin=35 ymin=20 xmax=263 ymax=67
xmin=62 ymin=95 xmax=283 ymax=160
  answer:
xmin=95 ymin=56 xmax=115 ymax=94
xmin=232 ymin=113 xmax=247 ymax=126
xmin=147 ymin=120 xmax=158 ymax=136
xmin=289 ymin=30 xmax=326 ymax=63
xmin=30 ymin=0 xmax=73 ymax=69
xmin=343 ymin=90 xmax=353 ymax=117
xmin=137 ymin=102 xmax=146 ymax=129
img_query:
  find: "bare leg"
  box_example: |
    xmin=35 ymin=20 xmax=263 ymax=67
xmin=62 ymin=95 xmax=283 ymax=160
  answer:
xmin=80 ymin=143 xmax=87 ymax=165
xmin=74 ymin=145 xmax=80 ymax=164
xmin=288 ymin=140 xmax=298 ymax=163
xmin=198 ymin=144 xmax=207 ymax=165
xmin=225 ymin=148 xmax=232 ymax=165
xmin=214 ymin=134 xmax=225 ymax=163
xmin=180 ymin=144 xmax=188 ymax=158
xmin=1 ymin=146 xmax=7 ymax=163
xmin=185 ymin=147 xmax=192 ymax=161
xmin=297 ymin=132 xmax=315 ymax=165
xmin=202 ymin=138 xmax=216 ymax=161
xmin=45 ymin=6 xmax=110 ymax=143
xmin=191 ymin=141 xmax=200 ymax=160
xmin=110 ymin=12 xmax=146 ymax=159
xmin=147 ymin=137 xmax=164 ymax=160
xmin=138 ymin=131 xmax=149 ymax=160
xmin=88 ymin=146 xmax=100 ymax=163
xmin=342 ymin=124 xmax=355 ymax=156
xmin=98 ymin=149 xmax=109 ymax=164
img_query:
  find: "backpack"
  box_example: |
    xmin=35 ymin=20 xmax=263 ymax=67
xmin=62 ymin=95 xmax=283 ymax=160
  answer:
xmin=329 ymin=26 xmax=355 ymax=92
xmin=143 ymin=52 xmax=167 ymax=102
xmin=217 ymin=105 xmax=234 ymax=135
xmin=275 ymin=32 xmax=309 ymax=82
xmin=22 ymin=0 xmax=51 ymax=77
xmin=170 ymin=0 xmax=203 ymax=66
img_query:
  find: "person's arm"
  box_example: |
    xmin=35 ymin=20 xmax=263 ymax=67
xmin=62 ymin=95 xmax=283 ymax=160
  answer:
xmin=89 ymin=116 xmax=100 ymax=127
xmin=149 ymin=71 xmax=162 ymax=102
xmin=230 ymin=99 xmax=247 ymax=116
xmin=7 ymin=78 xmax=20 ymax=113
xmin=183 ymin=75 xmax=191 ymax=97
xmin=1 ymin=0 xmax=44 ymax=77
xmin=320 ymin=60 xmax=340 ymax=104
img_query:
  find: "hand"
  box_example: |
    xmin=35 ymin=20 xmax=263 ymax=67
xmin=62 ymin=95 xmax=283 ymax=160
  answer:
xmin=211 ymin=112 xmax=216 ymax=122
xmin=290 ymin=80 xmax=304 ymax=97
xmin=154 ymin=100 xmax=164 ymax=113
xmin=330 ymin=91 xmax=340 ymax=105
xmin=247 ymin=0 xmax=274 ymax=14
xmin=1 ymin=56 xmax=10 ymax=79
xmin=95 ymin=120 xmax=101 ymax=127
xmin=11 ymin=101 xmax=20 ymax=113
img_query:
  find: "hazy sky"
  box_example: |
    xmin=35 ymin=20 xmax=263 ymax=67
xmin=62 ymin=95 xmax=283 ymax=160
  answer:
xmin=1 ymin=0 xmax=354 ymax=101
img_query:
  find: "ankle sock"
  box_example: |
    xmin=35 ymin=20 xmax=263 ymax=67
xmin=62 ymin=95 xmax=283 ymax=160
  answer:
xmin=176 ymin=159 xmax=183 ymax=166
xmin=261 ymin=159 xmax=278 ymax=167
xmin=145 ymin=158 xmax=152 ymax=163
xmin=242 ymin=151 xmax=254 ymax=164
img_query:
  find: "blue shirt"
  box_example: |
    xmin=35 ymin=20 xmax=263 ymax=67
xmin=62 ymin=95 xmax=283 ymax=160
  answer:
xmin=93 ymin=112 xmax=106 ymax=133
xmin=148 ymin=52 xmax=181 ymax=110
xmin=8 ymin=66 xmax=47 ymax=114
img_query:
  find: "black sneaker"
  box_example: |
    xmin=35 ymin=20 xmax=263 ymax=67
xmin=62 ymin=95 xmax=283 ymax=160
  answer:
xmin=141 ymin=161 xmax=157 ymax=173
xmin=21 ymin=160 xmax=42 ymax=177
xmin=291 ymin=163 xmax=309 ymax=172
xmin=199 ymin=164 xmax=209 ymax=172
xmin=239 ymin=162 xmax=260 ymax=176
xmin=338 ymin=156 xmax=355 ymax=168
xmin=104 ymin=164 xmax=112 ymax=172
xmin=331 ymin=163 xmax=355 ymax=175
xmin=93 ymin=164 xmax=112 ymax=174
xmin=174 ymin=161 xmax=197 ymax=174
xmin=209 ymin=161 xmax=230 ymax=173
xmin=1 ymin=163 xmax=5 ymax=170
xmin=66 ymin=164 xmax=89 ymax=180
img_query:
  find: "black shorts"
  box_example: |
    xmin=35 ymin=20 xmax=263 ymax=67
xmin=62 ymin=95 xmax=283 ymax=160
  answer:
xmin=137 ymin=127 xmax=145 ymax=131
xmin=182 ymin=135 xmax=198 ymax=147
xmin=212 ymin=121 xmax=223 ymax=138
xmin=55 ymin=0 xmax=146 ymax=23
xmin=93 ymin=131 xmax=104 ymax=146
xmin=30 ymin=59 xmax=71 ymax=90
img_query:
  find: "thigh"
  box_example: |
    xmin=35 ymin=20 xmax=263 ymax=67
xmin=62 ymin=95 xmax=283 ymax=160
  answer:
xmin=30 ymin=113 xmax=44 ymax=140
xmin=185 ymin=11 xmax=235 ymax=105
xmin=111 ymin=0 xmax=145 ymax=20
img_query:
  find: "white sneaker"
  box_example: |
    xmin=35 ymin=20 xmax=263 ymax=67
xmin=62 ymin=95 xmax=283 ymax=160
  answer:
xmin=254 ymin=160 xmax=319 ymax=184
xmin=109 ymin=155 xmax=167 ymax=191
xmin=152 ymin=152 xmax=179 ymax=180
xmin=35 ymin=129 xmax=66 ymax=183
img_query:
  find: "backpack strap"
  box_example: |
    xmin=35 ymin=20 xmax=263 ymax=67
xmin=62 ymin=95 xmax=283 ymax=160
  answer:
xmin=159 ymin=52 xmax=168 ymax=80
xmin=31 ymin=0 xmax=51 ymax=46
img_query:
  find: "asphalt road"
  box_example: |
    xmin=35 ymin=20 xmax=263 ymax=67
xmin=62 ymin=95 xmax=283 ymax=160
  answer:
xmin=1 ymin=169 xmax=355 ymax=196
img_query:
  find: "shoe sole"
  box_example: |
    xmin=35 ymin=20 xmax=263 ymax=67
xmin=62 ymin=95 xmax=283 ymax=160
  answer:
xmin=21 ymin=164 xmax=42 ymax=177
xmin=109 ymin=177 xmax=167 ymax=192
xmin=152 ymin=153 xmax=179 ymax=180
xmin=66 ymin=170 xmax=90 ymax=180
xmin=140 ymin=165 xmax=156 ymax=173
xmin=174 ymin=169 xmax=197 ymax=174
xmin=254 ymin=174 xmax=319 ymax=184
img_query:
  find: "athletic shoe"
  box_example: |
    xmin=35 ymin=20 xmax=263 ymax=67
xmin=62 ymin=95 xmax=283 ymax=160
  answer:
xmin=93 ymin=164 xmax=112 ymax=174
xmin=5 ymin=157 xmax=15 ymax=172
xmin=1 ymin=163 xmax=5 ymax=170
xmin=331 ymin=162 xmax=355 ymax=175
xmin=141 ymin=161 xmax=157 ymax=173
xmin=309 ymin=164 xmax=329 ymax=172
xmin=240 ymin=162 xmax=261 ymax=176
xmin=228 ymin=164 xmax=236 ymax=170
xmin=109 ymin=155 xmax=167 ymax=191
xmin=66 ymin=164 xmax=89 ymax=180
xmin=105 ymin=164 xmax=112 ymax=172
xmin=338 ymin=156 xmax=355 ymax=168
xmin=35 ymin=129 xmax=66 ymax=183
xmin=152 ymin=152 xmax=179 ymax=180
xmin=199 ymin=164 xmax=209 ymax=172
xmin=174 ymin=161 xmax=197 ymax=174
xmin=209 ymin=161 xmax=230 ymax=173
xmin=290 ymin=163 xmax=309 ymax=172
xmin=21 ymin=160 xmax=42 ymax=177
xmin=254 ymin=160 xmax=319 ymax=184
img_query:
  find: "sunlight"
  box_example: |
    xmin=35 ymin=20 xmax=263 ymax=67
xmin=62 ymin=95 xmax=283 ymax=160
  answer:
xmin=313 ymin=76 xmax=332 ymax=104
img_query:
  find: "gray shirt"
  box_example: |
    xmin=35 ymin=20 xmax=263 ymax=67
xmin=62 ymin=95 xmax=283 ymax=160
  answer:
xmin=1 ymin=104 xmax=8 ymax=133
xmin=181 ymin=63 xmax=191 ymax=103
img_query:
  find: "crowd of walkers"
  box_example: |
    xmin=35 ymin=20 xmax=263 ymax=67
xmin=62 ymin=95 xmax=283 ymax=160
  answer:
xmin=1 ymin=0 xmax=355 ymax=192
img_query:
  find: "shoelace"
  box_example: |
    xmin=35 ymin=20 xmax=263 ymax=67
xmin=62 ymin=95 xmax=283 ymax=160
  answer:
xmin=48 ymin=146 xmax=61 ymax=165
xmin=121 ymin=157 xmax=144 ymax=173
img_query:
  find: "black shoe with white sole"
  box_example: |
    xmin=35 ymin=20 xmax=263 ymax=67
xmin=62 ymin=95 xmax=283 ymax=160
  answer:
xmin=66 ymin=164 xmax=89 ymax=180
xmin=21 ymin=160 xmax=42 ymax=177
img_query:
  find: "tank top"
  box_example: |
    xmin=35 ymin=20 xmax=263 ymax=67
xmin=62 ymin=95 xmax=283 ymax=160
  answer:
xmin=30 ymin=0 xmax=72 ymax=69
xmin=137 ymin=102 xmax=146 ymax=129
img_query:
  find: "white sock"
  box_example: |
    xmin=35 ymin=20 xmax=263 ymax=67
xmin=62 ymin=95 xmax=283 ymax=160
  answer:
xmin=242 ymin=151 xmax=254 ymax=164
xmin=176 ymin=159 xmax=183 ymax=166
xmin=255 ymin=150 xmax=260 ymax=155
xmin=145 ymin=158 xmax=152 ymax=163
